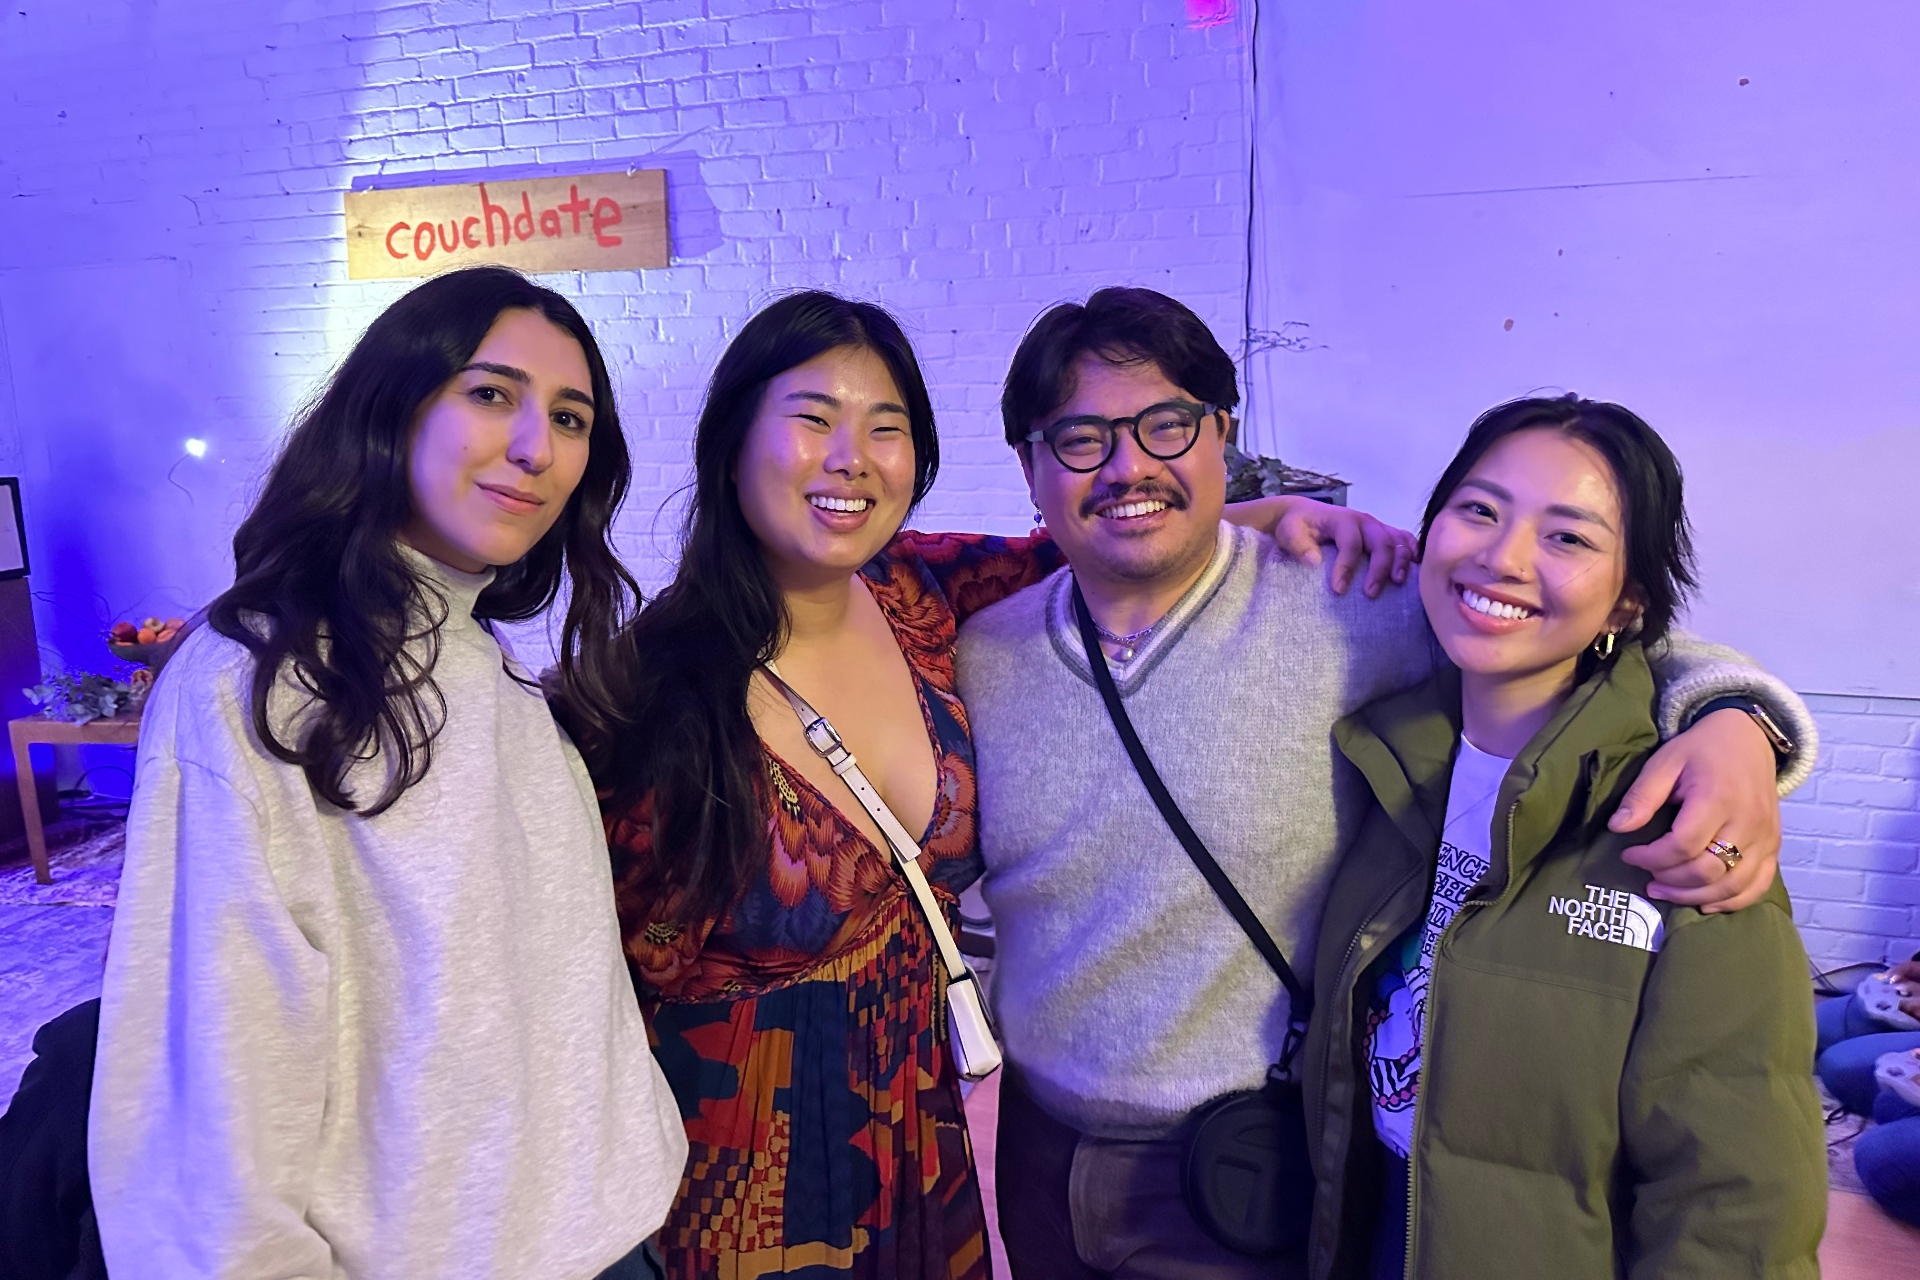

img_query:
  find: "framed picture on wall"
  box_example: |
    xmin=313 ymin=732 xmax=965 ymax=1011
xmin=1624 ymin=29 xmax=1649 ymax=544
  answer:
xmin=0 ymin=478 xmax=28 ymax=580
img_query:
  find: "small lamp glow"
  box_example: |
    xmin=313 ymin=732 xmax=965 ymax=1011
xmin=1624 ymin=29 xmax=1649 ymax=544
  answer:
xmin=183 ymin=438 xmax=208 ymax=458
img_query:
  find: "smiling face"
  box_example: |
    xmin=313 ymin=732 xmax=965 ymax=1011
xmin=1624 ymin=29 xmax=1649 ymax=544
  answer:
xmin=732 ymin=344 xmax=917 ymax=589
xmin=401 ymin=307 xmax=595 ymax=573
xmin=1021 ymin=352 xmax=1229 ymax=594
xmin=1419 ymin=427 xmax=1640 ymax=686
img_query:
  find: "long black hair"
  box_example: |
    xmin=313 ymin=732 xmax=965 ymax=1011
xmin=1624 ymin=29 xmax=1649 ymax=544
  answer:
xmin=1419 ymin=394 xmax=1697 ymax=648
xmin=209 ymin=266 xmax=636 ymax=815
xmin=567 ymin=291 xmax=938 ymax=926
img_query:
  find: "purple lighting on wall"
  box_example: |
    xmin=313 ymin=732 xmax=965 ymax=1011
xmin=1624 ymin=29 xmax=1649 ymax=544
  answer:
xmin=1186 ymin=0 xmax=1236 ymax=28
xmin=0 ymin=0 xmax=1258 ymax=678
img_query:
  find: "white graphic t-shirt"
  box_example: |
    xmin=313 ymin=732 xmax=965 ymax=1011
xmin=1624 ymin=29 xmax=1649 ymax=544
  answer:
xmin=1367 ymin=737 xmax=1510 ymax=1158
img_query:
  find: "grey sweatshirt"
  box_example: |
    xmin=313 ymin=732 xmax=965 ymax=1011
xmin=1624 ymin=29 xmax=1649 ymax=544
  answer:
xmin=89 ymin=551 xmax=688 ymax=1280
xmin=956 ymin=523 xmax=1815 ymax=1139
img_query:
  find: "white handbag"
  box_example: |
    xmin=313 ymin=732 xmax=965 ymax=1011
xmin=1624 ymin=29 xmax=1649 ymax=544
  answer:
xmin=762 ymin=665 xmax=1003 ymax=1081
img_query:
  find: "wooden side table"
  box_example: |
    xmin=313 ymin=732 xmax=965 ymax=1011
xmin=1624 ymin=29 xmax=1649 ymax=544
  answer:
xmin=9 ymin=711 xmax=141 ymax=884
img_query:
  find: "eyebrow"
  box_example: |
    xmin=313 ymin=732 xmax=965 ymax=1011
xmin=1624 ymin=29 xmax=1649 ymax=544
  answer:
xmin=459 ymin=362 xmax=595 ymax=410
xmin=1457 ymin=478 xmax=1615 ymax=531
xmin=784 ymin=390 xmax=909 ymax=416
xmin=1047 ymin=400 xmax=1199 ymax=428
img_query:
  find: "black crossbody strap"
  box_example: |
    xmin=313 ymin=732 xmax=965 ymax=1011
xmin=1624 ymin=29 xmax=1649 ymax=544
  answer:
xmin=1072 ymin=582 xmax=1313 ymax=1025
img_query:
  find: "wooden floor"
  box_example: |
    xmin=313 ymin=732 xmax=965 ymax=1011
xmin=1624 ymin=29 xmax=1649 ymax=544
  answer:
xmin=961 ymin=1073 xmax=1920 ymax=1279
xmin=1824 ymin=1188 xmax=1920 ymax=1278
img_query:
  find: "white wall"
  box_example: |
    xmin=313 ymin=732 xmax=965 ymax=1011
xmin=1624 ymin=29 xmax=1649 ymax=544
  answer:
xmin=1248 ymin=0 xmax=1920 ymax=697
xmin=0 ymin=0 xmax=1254 ymax=672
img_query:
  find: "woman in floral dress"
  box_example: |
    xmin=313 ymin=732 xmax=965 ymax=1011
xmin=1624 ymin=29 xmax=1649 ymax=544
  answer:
xmin=609 ymin=527 xmax=1052 ymax=1280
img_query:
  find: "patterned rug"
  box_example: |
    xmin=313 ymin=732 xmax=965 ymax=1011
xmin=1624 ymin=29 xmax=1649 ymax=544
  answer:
xmin=1821 ymin=1075 xmax=1872 ymax=1195
xmin=0 ymin=812 xmax=128 ymax=906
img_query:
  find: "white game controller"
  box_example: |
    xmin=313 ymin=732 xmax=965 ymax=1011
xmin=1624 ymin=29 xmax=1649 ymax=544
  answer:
xmin=1875 ymin=1048 xmax=1920 ymax=1111
xmin=1859 ymin=970 xmax=1920 ymax=1032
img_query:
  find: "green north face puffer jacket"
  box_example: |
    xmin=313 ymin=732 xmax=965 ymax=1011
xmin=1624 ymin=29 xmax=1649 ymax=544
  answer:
xmin=1302 ymin=644 xmax=1826 ymax=1280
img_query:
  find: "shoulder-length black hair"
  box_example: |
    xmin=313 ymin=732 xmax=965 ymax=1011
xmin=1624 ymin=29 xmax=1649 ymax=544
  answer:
xmin=1418 ymin=394 xmax=1697 ymax=647
xmin=209 ymin=265 xmax=636 ymax=815
xmin=566 ymin=290 xmax=937 ymax=926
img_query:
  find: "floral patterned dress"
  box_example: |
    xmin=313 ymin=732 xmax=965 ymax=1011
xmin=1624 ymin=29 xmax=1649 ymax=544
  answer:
xmin=607 ymin=530 xmax=1061 ymax=1280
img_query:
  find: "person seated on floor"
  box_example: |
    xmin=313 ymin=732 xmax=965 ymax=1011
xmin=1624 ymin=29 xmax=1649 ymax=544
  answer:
xmin=1304 ymin=395 xmax=1828 ymax=1279
xmin=1817 ymin=956 xmax=1920 ymax=1116
xmin=1856 ymin=1046 xmax=1920 ymax=1230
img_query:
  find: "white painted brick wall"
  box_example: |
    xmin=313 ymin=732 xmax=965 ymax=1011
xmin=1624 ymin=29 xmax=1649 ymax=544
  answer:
xmin=0 ymin=0 xmax=1253 ymax=657
xmin=1782 ymin=693 xmax=1920 ymax=968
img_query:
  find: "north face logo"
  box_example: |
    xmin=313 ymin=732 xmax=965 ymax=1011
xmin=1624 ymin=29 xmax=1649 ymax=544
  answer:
xmin=1546 ymin=885 xmax=1665 ymax=952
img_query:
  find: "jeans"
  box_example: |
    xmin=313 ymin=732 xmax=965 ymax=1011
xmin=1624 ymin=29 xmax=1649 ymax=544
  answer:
xmin=1368 ymin=1148 xmax=1409 ymax=1280
xmin=1816 ymin=993 xmax=1920 ymax=1116
xmin=1856 ymin=1092 xmax=1920 ymax=1230
xmin=1818 ymin=993 xmax=1920 ymax=1229
xmin=994 ymin=1065 xmax=1305 ymax=1280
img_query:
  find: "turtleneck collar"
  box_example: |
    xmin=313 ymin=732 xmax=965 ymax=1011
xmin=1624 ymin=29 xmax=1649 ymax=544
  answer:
xmin=396 ymin=542 xmax=496 ymax=627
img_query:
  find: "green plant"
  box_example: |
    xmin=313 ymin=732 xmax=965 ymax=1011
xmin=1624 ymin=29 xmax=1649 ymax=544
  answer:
xmin=25 ymin=671 xmax=138 ymax=724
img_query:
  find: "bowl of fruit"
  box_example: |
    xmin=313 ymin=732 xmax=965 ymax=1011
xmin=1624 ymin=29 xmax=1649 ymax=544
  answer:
xmin=109 ymin=615 xmax=190 ymax=672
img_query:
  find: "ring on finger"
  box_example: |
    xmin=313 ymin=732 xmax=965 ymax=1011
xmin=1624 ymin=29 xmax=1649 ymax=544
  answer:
xmin=1706 ymin=838 xmax=1742 ymax=870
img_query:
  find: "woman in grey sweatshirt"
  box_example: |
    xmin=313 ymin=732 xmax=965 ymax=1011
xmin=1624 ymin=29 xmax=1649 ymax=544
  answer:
xmin=87 ymin=268 xmax=687 ymax=1279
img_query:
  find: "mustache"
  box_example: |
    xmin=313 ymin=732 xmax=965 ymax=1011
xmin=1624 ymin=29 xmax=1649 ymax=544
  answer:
xmin=1079 ymin=482 xmax=1190 ymax=520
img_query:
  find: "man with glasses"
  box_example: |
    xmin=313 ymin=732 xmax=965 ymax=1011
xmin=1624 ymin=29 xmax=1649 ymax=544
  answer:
xmin=953 ymin=287 xmax=1813 ymax=1278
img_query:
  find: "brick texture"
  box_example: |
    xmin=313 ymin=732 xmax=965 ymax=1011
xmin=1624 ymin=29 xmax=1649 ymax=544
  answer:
xmin=1782 ymin=694 xmax=1920 ymax=968
xmin=0 ymin=0 xmax=1254 ymax=668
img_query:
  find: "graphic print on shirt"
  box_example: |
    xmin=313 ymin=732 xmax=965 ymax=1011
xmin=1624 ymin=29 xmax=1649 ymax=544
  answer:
xmin=1367 ymin=739 xmax=1507 ymax=1159
xmin=1368 ymin=834 xmax=1491 ymax=1155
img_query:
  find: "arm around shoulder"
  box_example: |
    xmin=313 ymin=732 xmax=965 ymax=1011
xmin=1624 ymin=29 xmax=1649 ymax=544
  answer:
xmin=894 ymin=528 xmax=1064 ymax=627
xmin=1646 ymin=630 xmax=1818 ymax=794
xmin=90 ymin=662 xmax=336 ymax=1278
xmin=1616 ymin=894 xmax=1827 ymax=1279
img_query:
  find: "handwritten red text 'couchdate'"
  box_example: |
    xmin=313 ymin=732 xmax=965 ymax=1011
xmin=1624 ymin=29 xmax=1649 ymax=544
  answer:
xmin=383 ymin=183 xmax=624 ymax=261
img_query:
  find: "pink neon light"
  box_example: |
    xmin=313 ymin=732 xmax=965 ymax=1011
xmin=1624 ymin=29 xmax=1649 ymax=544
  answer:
xmin=1187 ymin=0 xmax=1236 ymax=29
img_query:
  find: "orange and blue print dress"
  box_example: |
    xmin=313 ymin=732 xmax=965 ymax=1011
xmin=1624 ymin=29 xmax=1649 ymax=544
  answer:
xmin=608 ymin=531 xmax=1060 ymax=1280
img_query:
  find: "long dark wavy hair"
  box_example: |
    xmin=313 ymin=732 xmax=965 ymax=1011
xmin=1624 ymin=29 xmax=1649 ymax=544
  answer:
xmin=566 ymin=291 xmax=938 ymax=925
xmin=209 ymin=266 xmax=636 ymax=815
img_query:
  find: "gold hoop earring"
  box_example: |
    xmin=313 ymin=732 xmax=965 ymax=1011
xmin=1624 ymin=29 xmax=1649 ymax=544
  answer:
xmin=1592 ymin=630 xmax=1617 ymax=660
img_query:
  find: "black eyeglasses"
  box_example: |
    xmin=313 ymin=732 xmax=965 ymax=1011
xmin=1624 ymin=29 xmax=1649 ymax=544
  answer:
xmin=1025 ymin=399 xmax=1218 ymax=473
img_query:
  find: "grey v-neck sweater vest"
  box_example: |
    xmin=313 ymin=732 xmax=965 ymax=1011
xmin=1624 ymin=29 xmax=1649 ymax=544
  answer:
xmin=957 ymin=523 xmax=1435 ymax=1138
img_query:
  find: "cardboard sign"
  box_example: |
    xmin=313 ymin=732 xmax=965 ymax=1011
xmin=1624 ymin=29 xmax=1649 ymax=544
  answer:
xmin=344 ymin=169 xmax=668 ymax=279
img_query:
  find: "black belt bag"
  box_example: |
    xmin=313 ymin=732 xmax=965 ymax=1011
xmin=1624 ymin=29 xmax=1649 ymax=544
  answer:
xmin=1073 ymin=585 xmax=1316 ymax=1259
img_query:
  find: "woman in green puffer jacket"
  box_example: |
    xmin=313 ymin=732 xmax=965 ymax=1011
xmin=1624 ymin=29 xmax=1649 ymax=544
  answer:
xmin=1303 ymin=396 xmax=1827 ymax=1279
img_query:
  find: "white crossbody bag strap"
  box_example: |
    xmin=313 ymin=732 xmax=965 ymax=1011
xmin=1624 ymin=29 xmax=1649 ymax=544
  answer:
xmin=761 ymin=664 xmax=967 ymax=979
xmin=761 ymin=663 xmax=1002 ymax=1080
